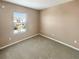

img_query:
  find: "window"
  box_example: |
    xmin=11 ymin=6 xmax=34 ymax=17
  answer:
xmin=13 ymin=12 xmax=27 ymax=34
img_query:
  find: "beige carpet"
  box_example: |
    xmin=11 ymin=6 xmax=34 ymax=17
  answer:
xmin=0 ymin=35 xmax=79 ymax=59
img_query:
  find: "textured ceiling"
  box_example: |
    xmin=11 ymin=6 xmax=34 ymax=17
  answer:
xmin=3 ymin=0 xmax=73 ymax=10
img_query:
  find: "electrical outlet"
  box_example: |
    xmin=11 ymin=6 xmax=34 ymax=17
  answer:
xmin=1 ymin=5 xmax=5 ymax=8
xmin=74 ymin=40 xmax=77 ymax=43
xmin=9 ymin=37 xmax=11 ymax=40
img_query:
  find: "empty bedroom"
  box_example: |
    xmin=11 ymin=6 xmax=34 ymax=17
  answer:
xmin=0 ymin=0 xmax=79 ymax=59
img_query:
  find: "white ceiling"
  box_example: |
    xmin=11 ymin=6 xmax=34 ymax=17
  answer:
xmin=3 ymin=0 xmax=73 ymax=10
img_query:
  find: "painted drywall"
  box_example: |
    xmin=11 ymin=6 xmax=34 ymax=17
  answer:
xmin=0 ymin=1 xmax=39 ymax=47
xmin=0 ymin=1 xmax=1 ymax=37
xmin=40 ymin=0 xmax=79 ymax=49
xmin=0 ymin=0 xmax=3 ymax=46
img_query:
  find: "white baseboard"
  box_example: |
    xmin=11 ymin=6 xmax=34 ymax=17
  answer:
xmin=0 ymin=34 xmax=39 ymax=50
xmin=1 ymin=33 xmax=79 ymax=51
xmin=39 ymin=33 xmax=79 ymax=51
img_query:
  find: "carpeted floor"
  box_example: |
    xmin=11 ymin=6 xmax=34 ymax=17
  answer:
xmin=0 ymin=35 xmax=79 ymax=59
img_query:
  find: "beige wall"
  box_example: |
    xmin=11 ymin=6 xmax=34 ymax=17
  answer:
xmin=0 ymin=0 xmax=2 ymax=45
xmin=0 ymin=1 xmax=1 ymax=37
xmin=40 ymin=0 xmax=79 ymax=49
xmin=0 ymin=2 xmax=39 ymax=47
